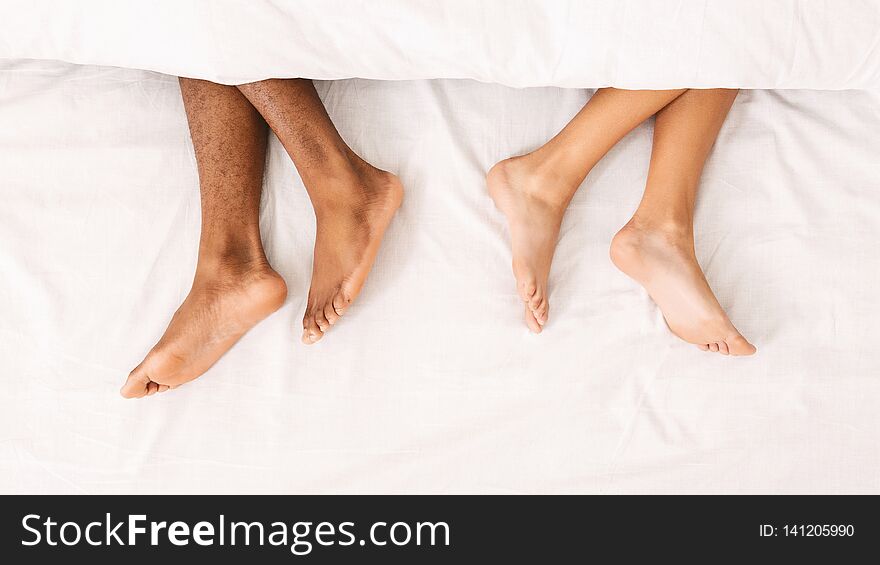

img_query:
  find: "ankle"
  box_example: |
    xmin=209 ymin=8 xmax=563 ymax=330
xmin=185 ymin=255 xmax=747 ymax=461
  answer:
xmin=531 ymin=139 xmax=597 ymax=187
xmin=196 ymin=243 xmax=271 ymax=278
xmin=298 ymin=143 xmax=361 ymax=187
xmin=308 ymin=166 xmax=401 ymax=218
xmin=624 ymin=215 xmax=693 ymax=242
xmin=491 ymin=153 xmax=579 ymax=209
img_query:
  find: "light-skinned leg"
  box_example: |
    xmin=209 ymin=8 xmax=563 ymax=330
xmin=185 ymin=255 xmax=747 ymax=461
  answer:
xmin=488 ymin=88 xmax=687 ymax=332
xmin=610 ymin=88 xmax=755 ymax=355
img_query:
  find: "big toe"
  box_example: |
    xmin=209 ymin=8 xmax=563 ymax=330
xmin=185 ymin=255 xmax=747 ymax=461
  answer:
xmin=120 ymin=367 xmax=151 ymax=399
xmin=727 ymin=334 xmax=756 ymax=356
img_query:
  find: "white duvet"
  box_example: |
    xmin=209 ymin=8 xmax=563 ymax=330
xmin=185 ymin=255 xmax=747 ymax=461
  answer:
xmin=2 ymin=0 xmax=879 ymax=89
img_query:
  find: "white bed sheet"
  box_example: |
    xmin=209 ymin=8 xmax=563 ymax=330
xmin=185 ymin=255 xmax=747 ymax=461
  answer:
xmin=1 ymin=59 xmax=879 ymax=494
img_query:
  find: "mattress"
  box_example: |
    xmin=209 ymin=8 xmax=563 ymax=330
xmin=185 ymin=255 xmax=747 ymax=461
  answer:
xmin=1 ymin=59 xmax=878 ymax=493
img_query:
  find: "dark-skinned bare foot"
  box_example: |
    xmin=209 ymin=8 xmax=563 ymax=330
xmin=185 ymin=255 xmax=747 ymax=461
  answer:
xmin=121 ymin=260 xmax=287 ymax=398
xmin=301 ymin=159 xmax=403 ymax=344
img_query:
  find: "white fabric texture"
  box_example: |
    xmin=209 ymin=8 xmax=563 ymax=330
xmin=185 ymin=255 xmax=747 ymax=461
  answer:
xmin=1 ymin=0 xmax=879 ymax=89
xmin=1 ymin=59 xmax=878 ymax=493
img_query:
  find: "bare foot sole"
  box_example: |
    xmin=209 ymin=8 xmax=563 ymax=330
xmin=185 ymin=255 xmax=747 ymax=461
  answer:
xmin=120 ymin=263 xmax=287 ymax=398
xmin=488 ymin=156 xmax=573 ymax=333
xmin=301 ymin=161 xmax=403 ymax=344
xmin=610 ymin=222 xmax=756 ymax=356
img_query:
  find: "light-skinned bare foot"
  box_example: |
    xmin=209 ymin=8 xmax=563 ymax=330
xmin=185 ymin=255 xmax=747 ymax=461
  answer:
xmin=488 ymin=155 xmax=576 ymax=333
xmin=301 ymin=159 xmax=403 ymax=344
xmin=610 ymin=221 xmax=756 ymax=356
xmin=121 ymin=260 xmax=287 ymax=398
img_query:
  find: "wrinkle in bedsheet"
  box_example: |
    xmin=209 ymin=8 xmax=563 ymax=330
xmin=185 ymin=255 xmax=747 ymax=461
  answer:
xmin=1 ymin=60 xmax=879 ymax=493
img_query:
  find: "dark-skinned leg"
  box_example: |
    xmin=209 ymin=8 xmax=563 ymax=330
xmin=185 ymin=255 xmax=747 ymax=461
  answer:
xmin=121 ymin=79 xmax=287 ymax=399
xmin=237 ymin=79 xmax=402 ymax=345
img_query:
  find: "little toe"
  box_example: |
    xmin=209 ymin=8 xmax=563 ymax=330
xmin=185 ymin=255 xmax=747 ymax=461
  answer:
xmin=698 ymin=344 xmax=710 ymax=351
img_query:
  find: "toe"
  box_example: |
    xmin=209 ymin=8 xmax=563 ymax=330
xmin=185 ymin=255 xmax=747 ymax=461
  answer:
xmin=324 ymin=302 xmax=340 ymax=326
xmin=525 ymin=305 xmax=542 ymax=334
xmin=332 ymin=291 xmax=352 ymax=317
xmin=120 ymin=367 xmax=151 ymax=399
xmin=518 ymin=278 xmax=537 ymax=304
xmin=533 ymin=298 xmax=548 ymax=325
xmin=698 ymin=344 xmax=710 ymax=351
xmin=728 ymin=334 xmax=756 ymax=356
xmin=145 ymin=381 xmax=159 ymax=396
xmin=718 ymin=341 xmax=730 ymax=355
xmin=709 ymin=343 xmax=719 ymax=352
xmin=528 ymin=286 xmax=544 ymax=313
xmin=314 ymin=308 xmax=330 ymax=333
xmin=302 ymin=315 xmax=324 ymax=345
